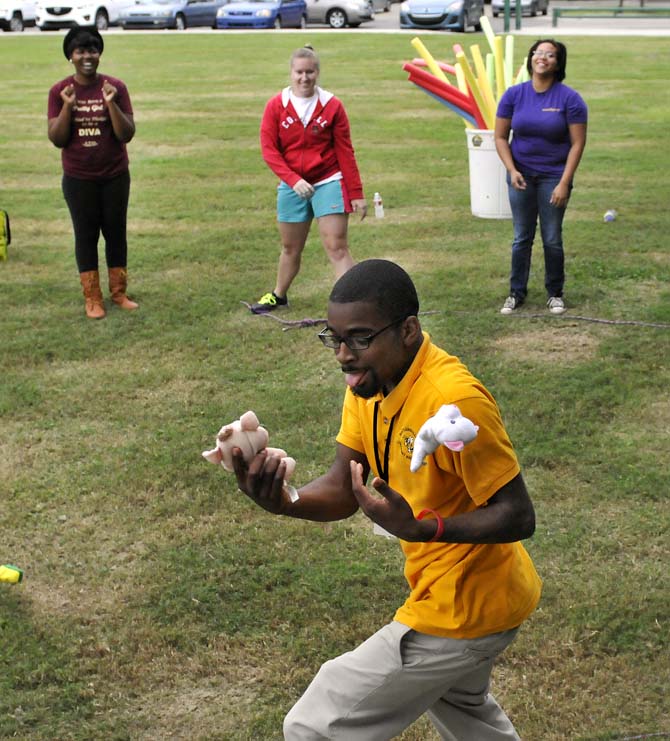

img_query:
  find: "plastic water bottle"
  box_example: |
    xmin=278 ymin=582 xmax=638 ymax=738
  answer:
xmin=373 ymin=192 xmax=384 ymax=218
xmin=603 ymin=209 xmax=617 ymax=222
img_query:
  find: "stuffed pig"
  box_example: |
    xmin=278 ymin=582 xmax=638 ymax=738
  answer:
xmin=410 ymin=404 xmax=479 ymax=473
xmin=202 ymin=410 xmax=299 ymax=502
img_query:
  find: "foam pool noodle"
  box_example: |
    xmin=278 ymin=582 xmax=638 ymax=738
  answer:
xmin=413 ymin=85 xmax=477 ymax=127
xmin=479 ymin=14 xmax=497 ymax=57
xmin=455 ymin=62 xmax=468 ymax=95
xmin=494 ymin=35 xmax=506 ymax=99
xmin=406 ymin=48 xmax=470 ymax=128
xmin=455 ymin=51 xmax=493 ymax=130
xmin=504 ymin=35 xmax=514 ymax=89
xmin=517 ymin=59 xmax=530 ymax=83
xmin=486 ymin=53 xmax=495 ymax=94
xmin=404 ymin=63 xmax=480 ymax=125
xmin=411 ymin=58 xmax=457 ymax=76
xmin=470 ymin=44 xmax=497 ymax=126
xmin=411 ymin=38 xmax=450 ymax=84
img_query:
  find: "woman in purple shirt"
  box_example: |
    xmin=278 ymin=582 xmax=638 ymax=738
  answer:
xmin=48 ymin=27 xmax=137 ymax=319
xmin=495 ymin=39 xmax=587 ymax=316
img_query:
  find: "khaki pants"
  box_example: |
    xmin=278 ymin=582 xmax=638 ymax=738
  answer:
xmin=283 ymin=621 xmax=521 ymax=741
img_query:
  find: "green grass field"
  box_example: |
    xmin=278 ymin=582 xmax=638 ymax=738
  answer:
xmin=1 ymin=30 xmax=669 ymax=740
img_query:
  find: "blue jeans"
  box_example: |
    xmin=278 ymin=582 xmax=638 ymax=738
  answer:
xmin=507 ymin=173 xmax=569 ymax=301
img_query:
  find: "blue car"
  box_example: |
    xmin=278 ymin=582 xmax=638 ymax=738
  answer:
xmin=399 ymin=0 xmax=483 ymax=31
xmin=216 ymin=0 xmax=306 ymax=27
xmin=119 ymin=0 xmax=229 ymax=29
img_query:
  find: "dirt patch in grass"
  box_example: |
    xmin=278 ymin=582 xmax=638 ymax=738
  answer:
xmin=493 ymin=326 xmax=604 ymax=365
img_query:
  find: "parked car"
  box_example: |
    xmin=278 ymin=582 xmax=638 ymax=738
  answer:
xmin=216 ymin=0 xmax=306 ymax=27
xmin=0 ymin=0 xmax=36 ymax=30
xmin=305 ymin=0 xmax=373 ymax=26
xmin=399 ymin=0 xmax=483 ymax=30
xmin=119 ymin=0 xmax=227 ymax=28
xmin=491 ymin=0 xmax=547 ymax=15
xmin=371 ymin=0 xmax=390 ymax=10
xmin=35 ymin=0 xmax=127 ymax=28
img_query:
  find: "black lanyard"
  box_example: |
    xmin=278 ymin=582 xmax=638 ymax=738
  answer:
xmin=373 ymin=401 xmax=396 ymax=483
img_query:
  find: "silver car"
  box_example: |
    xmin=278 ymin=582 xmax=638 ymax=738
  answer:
xmin=305 ymin=0 xmax=373 ymax=26
xmin=491 ymin=0 xmax=548 ymax=16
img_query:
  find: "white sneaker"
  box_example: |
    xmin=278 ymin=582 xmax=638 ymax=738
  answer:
xmin=547 ymin=296 xmax=566 ymax=314
xmin=500 ymin=296 xmax=521 ymax=315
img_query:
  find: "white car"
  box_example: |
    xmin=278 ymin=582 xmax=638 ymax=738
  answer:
xmin=36 ymin=0 xmax=128 ymax=28
xmin=0 ymin=0 xmax=36 ymax=30
xmin=491 ymin=0 xmax=548 ymax=16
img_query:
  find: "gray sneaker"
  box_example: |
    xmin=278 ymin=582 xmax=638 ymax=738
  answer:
xmin=500 ymin=296 xmax=521 ymax=315
xmin=547 ymin=297 xmax=566 ymax=315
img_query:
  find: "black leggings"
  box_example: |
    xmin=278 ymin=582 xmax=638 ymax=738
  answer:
xmin=62 ymin=171 xmax=130 ymax=273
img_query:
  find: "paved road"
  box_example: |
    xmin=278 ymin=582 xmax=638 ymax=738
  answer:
xmin=5 ymin=1 xmax=670 ymax=36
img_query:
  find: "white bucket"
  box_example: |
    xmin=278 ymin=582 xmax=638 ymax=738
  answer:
xmin=465 ymin=129 xmax=512 ymax=219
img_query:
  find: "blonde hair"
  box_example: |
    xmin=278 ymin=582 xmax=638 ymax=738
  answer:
xmin=289 ymin=45 xmax=320 ymax=72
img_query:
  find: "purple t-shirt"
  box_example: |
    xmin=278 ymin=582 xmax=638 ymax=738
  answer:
xmin=496 ymin=81 xmax=587 ymax=177
xmin=48 ymin=74 xmax=133 ymax=180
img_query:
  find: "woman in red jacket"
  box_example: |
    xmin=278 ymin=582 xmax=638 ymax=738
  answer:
xmin=251 ymin=46 xmax=367 ymax=314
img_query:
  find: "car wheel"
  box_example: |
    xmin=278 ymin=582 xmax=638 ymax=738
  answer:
xmin=456 ymin=9 xmax=468 ymax=31
xmin=9 ymin=13 xmax=24 ymax=31
xmin=492 ymin=10 xmax=498 ymax=16
xmin=273 ymin=15 xmax=282 ymax=27
xmin=473 ymin=18 xmax=482 ymax=30
xmin=530 ymin=1 xmax=537 ymax=15
xmin=326 ymin=8 xmax=347 ymax=27
xmin=94 ymin=9 xmax=109 ymax=29
xmin=175 ymin=13 xmax=186 ymax=28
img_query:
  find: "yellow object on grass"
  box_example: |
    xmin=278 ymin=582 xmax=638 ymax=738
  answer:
xmin=0 ymin=564 xmax=23 ymax=584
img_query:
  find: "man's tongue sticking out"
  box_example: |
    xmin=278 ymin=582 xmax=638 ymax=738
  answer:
xmin=345 ymin=370 xmax=366 ymax=388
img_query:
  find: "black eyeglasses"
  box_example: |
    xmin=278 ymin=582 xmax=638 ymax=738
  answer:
xmin=317 ymin=317 xmax=405 ymax=351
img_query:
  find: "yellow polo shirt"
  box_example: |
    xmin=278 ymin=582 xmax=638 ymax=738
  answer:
xmin=336 ymin=334 xmax=542 ymax=639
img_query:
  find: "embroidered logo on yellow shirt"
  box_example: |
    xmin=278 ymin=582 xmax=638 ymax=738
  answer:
xmin=399 ymin=426 xmax=416 ymax=461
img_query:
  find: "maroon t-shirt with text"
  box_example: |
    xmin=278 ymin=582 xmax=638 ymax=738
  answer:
xmin=48 ymin=74 xmax=133 ymax=180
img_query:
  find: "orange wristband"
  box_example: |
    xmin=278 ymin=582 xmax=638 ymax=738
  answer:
xmin=416 ymin=508 xmax=444 ymax=543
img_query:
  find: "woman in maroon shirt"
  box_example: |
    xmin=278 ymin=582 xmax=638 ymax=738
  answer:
xmin=48 ymin=26 xmax=137 ymax=319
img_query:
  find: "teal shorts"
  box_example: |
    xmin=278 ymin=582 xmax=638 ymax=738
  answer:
xmin=277 ymin=179 xmax=348 ymax=222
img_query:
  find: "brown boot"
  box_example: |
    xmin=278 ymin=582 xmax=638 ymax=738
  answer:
xmin=79 ymin=270 xmax=106 ymax=319
xmin=108 ymin=267 xmax=139 ymax=310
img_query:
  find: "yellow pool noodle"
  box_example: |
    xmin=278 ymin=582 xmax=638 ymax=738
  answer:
xmin=411 ymin=37 xmax=450 ymax=84
xmin=455 ymin=62 xmax=468 ymax=95
xmin=494 ymin=36 xmax=506 ymax=99
xmin=505 ymin=35 xmax=514 ymax=89
xmin=470 ymin=44 xmax=497 ymax=125
xmin=454 ymin=62 xmax=474 ymax=129
xmin=486 ymin=53 xmax=495 ymax=92
xmin=456 ymin=50 xmax=494 ymax=129
xmin=479 ymin=14 xmax=497 ymax=58
xmin=515 ymin=58 xmax=530 ymax=83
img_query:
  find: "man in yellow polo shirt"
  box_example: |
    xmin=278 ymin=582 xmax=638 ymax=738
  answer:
xmin=233 ymin=259 xmax=542 ymax=740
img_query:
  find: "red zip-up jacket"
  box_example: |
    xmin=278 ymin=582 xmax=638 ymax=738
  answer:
xmin=260 ymin=86 xmax=364 ymax=200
